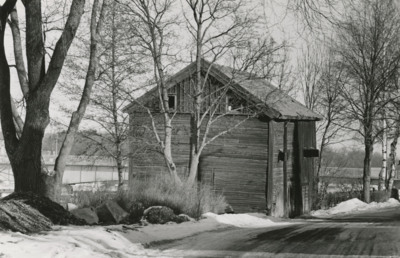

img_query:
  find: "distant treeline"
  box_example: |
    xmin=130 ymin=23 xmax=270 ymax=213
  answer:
xmin=323 ymin=148 xmax=383 ymax=168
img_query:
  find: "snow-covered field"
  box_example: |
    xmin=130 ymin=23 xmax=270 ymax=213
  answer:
xmin=311 ymin=198 xmax=400 ymax=217
xmin=0 ymin=213 xmax=288 ymax=258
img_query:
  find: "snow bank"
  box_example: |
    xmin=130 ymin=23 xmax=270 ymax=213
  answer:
xmin=0 ymin=227 xmax=149 ymax=258
xmin=311 ymin=198 xmax=400 ymax=217
xmin=0 ymin=217 xmax=225 ymax=257
xmin=0 ymin=213 xmax=290 ymax=257
xmin=202 ymin=212 xmax=289 ymax=228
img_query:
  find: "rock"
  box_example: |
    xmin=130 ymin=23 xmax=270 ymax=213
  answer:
xmin=225 ymin=205 xmax=234 ymax=214
xmin=2 ymin=192 xmax=86 ymax=226
xmin=0 ymin=200 xmax=52 ymax=233
xmin=139 ymin=219 xmax=149 ymax=226
xmin=71 ymin=207 xmax=99 ymax=225
xmin=67 ymin=203 xmax=78 ymax=211
xmin=178 ymin=214 xmax=195 ymax=222
xmin=143 ymin=206 xmax=181 ymax=224
xmin=391 ymin=188 xmax=399 ymax=200
xmin=126 ymin=202 xmax=145 ymax=224
xmin=96 ymin=200 xmax=129 ymax=224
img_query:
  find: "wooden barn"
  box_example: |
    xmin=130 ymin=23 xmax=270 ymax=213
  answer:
xmin=124 ymin=59 xmax=322 ymax=218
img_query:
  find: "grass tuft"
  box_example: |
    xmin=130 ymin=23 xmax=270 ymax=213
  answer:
xmin=69 ymin=175 xmax=228 ymax=223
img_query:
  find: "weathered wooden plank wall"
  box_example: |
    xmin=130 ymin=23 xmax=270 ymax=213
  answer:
xmin=270 ymin=121 xmax=296 ymax=217
xmin=129 ymin=113 xmax=269 ymax=213
xmin=296 ymin=121 xmax=317 ymax=214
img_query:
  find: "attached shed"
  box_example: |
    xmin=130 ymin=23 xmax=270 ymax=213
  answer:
xmin=124 ymin=59 xmax=322 ymax=217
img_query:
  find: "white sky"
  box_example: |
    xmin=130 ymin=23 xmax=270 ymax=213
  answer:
xmin=4 ymin=0 xmax=306 ymax=123
xmin=1 ymin=0 xmax=368 ymax=152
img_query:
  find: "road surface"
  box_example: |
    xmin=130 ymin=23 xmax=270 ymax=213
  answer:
xmin=153 ymin=207 xmax=400 ymax=257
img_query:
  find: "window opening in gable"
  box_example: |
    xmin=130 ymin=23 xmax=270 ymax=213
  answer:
xmin=168 ymin=95 xmax=177 ymax=110
xmin=226 ymin=93 xmax=246 ymax=113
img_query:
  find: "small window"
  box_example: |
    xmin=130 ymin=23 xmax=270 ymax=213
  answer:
xmin=168 ymin=95 xmax=176 ymax=110
xmin=226 ymin=95 xmax=243 ymax=113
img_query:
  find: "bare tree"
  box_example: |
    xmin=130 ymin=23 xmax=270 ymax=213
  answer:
xmin=298 ymin=44 xmax=324 ymax=111
xmin=120 ymin=0 xmax=183 ymax=184
xmin=183 ymin=0 xmax=270 ymax=186
xmin=297 ymin=43 xmax=347 ymax=208
xmin=0 ymin=0 xmax=109 ymax=200
xmin=333 ymin=0 xmax=400 ymax=202
xmin=74 ymin=1 xmax=136 ymax=188
xmin=0 ymin=0 xmax=85 ymax=197
xmin=287 ymin=0 xmax=341 ymax=32
xmin=52 ymin=0 xmax=109 ymax=197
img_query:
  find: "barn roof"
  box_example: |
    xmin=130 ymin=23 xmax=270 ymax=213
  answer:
xmin=124 ymin=59 xmax=322 ymax=121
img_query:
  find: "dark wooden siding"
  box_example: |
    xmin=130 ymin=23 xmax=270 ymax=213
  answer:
xmin=295 ymin=121 xmax=316 ymax=214
xmin=129 ymin=113 xmax=269 ymax=213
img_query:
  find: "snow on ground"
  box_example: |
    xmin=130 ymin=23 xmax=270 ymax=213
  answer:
xmin=311 ymin=198 xmax=400 ymax=217
xmin=0 ymin=227 xmax=148 ymax=258
xmin=202 ymin=212 xmax=290 ymax=228
xmin=0 ymin=212 xmax=286 ymax=258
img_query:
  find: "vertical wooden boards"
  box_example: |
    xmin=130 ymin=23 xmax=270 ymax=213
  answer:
xmin=128 ymin=112 xmax=269 ymax=213
xmin=296 ymin=121 xmax=317 ymax=214
xmin=270 ymin=121 xmax=284 ymax=217
xmin=287 ymin=121 xmax=302 ymax=217
xmin=270 ymin=121 xmax=296 ymax=217
xmin=266 ymin=120 xmax=274 ymax=215
xmin=283 ymin=121 xmax=288 ymax=218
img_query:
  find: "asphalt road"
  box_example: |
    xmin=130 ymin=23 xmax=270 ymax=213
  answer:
xmin=153 ymin=207 xmax=400 ymax=257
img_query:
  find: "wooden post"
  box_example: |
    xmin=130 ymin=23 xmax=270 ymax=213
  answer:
xmin=266 ymin=120 xmax=274 ymax=214
xmin=283 ymin=121 xmax=288 ymax=218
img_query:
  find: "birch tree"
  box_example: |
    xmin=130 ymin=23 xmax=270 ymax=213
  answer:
xmin=120 ymin=0 xmax=182 ymax=184
xmin=183 ymin=0 xmax=267 ymax=186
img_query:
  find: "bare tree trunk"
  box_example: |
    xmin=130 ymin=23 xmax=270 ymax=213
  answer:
xmin=6 ymin=5 xmax=54 ymax=197
xmin=187 ymin=152 xmax=200 ymax=185
xmin=164 ymin=119 xmax=181 ymax=183
xmin=51 ymin=0 xmax=107 ymax=199
xmin=109 ymin=2 xmax=125 ymax=188
xmin=13 ymin=92 xmax=50 ymax=195
xmin=363 ymin=136 xmax=373 ymax=203
xmin=387 ymin=124 xmax=400 ymax=192
xmin=187 ymin=22 xmax=203 ymax=185
xmin=8 ymin=9 xmax=29 ymax=97
xmin=1 ymin=0 xmax=85 ymax=199
xmin=116 ymin=152 xmax=124 ymax=188
xmin=378 ymin=119 xmax=387 ymax=191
